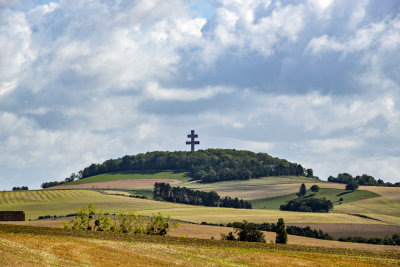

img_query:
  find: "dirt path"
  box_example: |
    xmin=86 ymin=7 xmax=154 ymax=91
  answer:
xmin=50 ymin=179 xmax=182 ymax=190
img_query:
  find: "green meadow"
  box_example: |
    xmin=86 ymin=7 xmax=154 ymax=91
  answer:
xmin=63 ymin=170 xmax=189 ymax=185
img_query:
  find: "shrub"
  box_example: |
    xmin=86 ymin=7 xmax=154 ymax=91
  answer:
xmin=63 ymin=204 xmax=178 ymax=236
xmin=310 ymin=185 xmax=319 ymax=192
xmin=221 ymin=220 xmax=265 ymax=243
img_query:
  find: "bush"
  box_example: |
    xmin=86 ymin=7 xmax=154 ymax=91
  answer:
xmin=221 ymin=220 xmax=265 ymax=243
xmin=310 ymin=185 xmax=319 ymax=193
xmin=63 ymin=204 xmax=178 ymax=236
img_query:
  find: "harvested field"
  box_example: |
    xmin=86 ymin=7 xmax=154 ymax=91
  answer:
xmin=1 ymin=224 xmax=400 ymax=267
xmin=358 ymin=186 xmax=400 ymax=202
xmin=334 ymin=197 xmax=400 ymax=218
xmin=3 ymin=220 xmax=400 ymax=253
xmin=287 ymin=223 xmax=400 ymax=239
xmin=50 ymin=178 xmax=182 ymax=190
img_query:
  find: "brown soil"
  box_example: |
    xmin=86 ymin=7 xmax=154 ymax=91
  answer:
xmin=50 ymin=179 xmax=182 ymax=190
xmin=287 ymin=223 xmax=400 ymax=238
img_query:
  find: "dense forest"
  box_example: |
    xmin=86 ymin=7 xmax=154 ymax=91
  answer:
xmin=153 ymin=182 xmax=252 ymax=209
xmin=43 ymin=149 xmax=311 ymax=188
xmin=328 ymin=173 xmax=400 ymax=187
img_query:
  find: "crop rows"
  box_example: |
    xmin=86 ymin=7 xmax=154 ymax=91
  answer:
xmin=0 ymin=190 xmax=88 ymax=207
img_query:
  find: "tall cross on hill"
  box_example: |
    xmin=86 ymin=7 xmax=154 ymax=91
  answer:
xmin=186 ymin=130 xmax=200 ymax=151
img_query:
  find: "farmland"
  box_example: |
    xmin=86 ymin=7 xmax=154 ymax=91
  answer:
xmin=250 ymin=188 xmax=380 ymax=210
xmin=0 ymin=224 xmax=399 ymax=266
xmin=61 ymin=170 xmax=189 ymax=185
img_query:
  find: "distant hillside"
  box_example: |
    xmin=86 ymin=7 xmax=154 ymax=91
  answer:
xmin=42 ymin=149 xmax=311 ymax=188
xmin=80 ymin=149 xmax=309 ymax=182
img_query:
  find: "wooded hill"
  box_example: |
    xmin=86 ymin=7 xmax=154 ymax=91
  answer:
xmin=78 ymin=149 xmax=310 ymax=183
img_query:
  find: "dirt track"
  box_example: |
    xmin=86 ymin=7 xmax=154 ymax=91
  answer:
xmin=50 ymin=179 xmax=182 ymax=190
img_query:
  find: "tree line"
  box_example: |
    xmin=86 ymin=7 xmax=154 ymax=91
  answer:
xmin=226 ymin=221 xmax=334 ymax=240
xmin=153 ymin=182 xmax=252 ymax=209
xmin=338 ymin=234 xmax=400 ymax=246
xmin=328 ymin=173 xmax=400 ymax=187
xmin=12 ymin=186 xmax=28 ymax=191
xmin=222 ymin=219 xmax=288 ymax=244
xmin=42 ymin=149 xmax=312 ymax=188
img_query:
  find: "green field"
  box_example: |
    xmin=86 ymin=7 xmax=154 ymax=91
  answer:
xmin=250 ymin=188 xmax=380 ymax=210
xmin=63 ymin=170 xmax=189 ymax=185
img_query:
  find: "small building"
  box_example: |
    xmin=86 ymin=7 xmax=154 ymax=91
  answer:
xmin=0 ymin=211 xmax=25 ymax=221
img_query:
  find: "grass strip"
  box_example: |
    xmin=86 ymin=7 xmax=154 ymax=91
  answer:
xmin=0 ymin=224 xmax=399 ymax=261
xmin=18 ymin=191 xmax=28 ymax=203
xmin=52 ymin=190 xmax=64 ymax=199
xmin=26 ymin=191 xmax=38 ymax=201
xmin=55 ymin=190 xmax=70 ymax=199
xmin=12 ymin=192 xmax=21 ymax=204
xmin=45 ymin=190 xmax=57 ymax=200
xmin=6 ymin=192 xmax=15 ymax=205
xmin=34 ymin=191 xmax=46 ymax=201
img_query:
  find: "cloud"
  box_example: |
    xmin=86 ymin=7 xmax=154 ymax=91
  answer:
xmin=144 ymin=82 xmax=233 ymax=101
xmin=1 ymin=0 xmax=400 ymax=189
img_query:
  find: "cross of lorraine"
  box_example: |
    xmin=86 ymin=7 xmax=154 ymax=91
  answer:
xmin=186 ymin=130 xmax=200 ymax=151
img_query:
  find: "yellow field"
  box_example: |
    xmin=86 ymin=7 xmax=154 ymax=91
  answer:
xmin=1 ymin=224 xmax=399 ymax=266
xmin=4 ymin=220 xmax=400 ymax=253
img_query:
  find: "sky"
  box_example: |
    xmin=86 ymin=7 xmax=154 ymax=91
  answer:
xmin=1 ymin=0 xmax=400 ymax=190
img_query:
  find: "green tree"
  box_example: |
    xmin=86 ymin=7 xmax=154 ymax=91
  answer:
xmin=275 ymin=218 xmax=288 ymax=244
xmin=346 ymin=181 xmax=359 ymax=191
xmin=310 ymin=184 xmax=319 ymax=193
xmin=297 ymin=183 xmax=306 ymax=197
xmin=306 ymin=168 xmax=313 ymax=178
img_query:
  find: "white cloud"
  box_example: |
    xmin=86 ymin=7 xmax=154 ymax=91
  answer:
xmin=1 ymin=0 xmax=400 ymax=189
xmin=307 ymin=138 xmax=363 ymax=153
xmin=144 ymin=82 xmax=233 ymax=101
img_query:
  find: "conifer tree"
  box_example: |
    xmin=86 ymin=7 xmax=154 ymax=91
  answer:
xmin=276 ymin=218 xmax=288 ymax=244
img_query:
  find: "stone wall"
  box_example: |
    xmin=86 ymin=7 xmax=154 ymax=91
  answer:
xmin=0 ymin=211 xmax=25 ymax=221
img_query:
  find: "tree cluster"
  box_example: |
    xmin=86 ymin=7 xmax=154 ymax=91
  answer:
xmin=339 ymin=234 xmax=400 ymax=246
xmin=63 ymin=203 xmax=178 ymax=236
xmin=328 ymin=173 xmax=400 ymax=187
xmin=226 ymin=222 xmax=334 ymax=240
xmin=42 ymin=173 xmax=81 ymax=189
xmin=221 ymin=220 xmax=265 ymax=242
xmin=153 ymin=183 xmax=252 ymax=209
xmin=12 ymin=186 xmax=28 ymax=191
xmin=75 ymin=149 xmax=307 ymax=184
xmin=280 ymin=197 xmax=333 ymax=212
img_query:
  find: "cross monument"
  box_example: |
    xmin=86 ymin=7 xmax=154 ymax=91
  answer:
xmin=186 ymin=130 xmax=200 ymax=151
